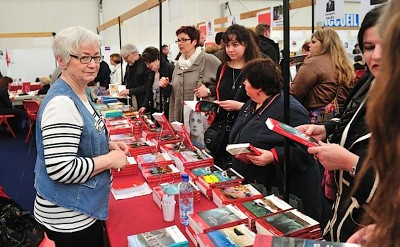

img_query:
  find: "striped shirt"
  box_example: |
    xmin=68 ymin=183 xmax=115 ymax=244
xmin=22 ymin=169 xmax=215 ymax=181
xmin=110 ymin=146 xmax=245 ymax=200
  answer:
xmin=34 ymin=96 xmax=106 ymax=233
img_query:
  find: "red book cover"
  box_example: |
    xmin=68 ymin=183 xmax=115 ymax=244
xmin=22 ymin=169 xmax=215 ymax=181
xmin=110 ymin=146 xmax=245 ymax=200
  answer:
xmin=136 ymin=152 xmax=173 ymax=169
xmin=107 ymin=123 xmax=133 ymax=135
xmin=212 ymin=184 xmax=264 ymax=207
xmin=188 ymin=204 xmax=248 ymax=234
xmin=185 ymin=224 xmax=198 ymax=246
xmin=111 ymin=157 xmax=138 ymax=177
xmin=226 ymin=143 xmax=261 ymax=163
xmin=170 ymin=121 xmax=195 ymax=151
xmin=265 ymin=118 xmax=319 ymax=147
xmin=141 ymin=164 xmax=181 ymax=184
xmin=106 ymin=117 xmax=130 ymax=126
xmin=152 ymin=112 xmax=176 ymax=136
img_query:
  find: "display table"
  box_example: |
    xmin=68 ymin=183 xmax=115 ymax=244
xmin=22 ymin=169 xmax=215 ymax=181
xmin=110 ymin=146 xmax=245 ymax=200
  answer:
xmin=105 ymin=174 xmax=216 ymax=247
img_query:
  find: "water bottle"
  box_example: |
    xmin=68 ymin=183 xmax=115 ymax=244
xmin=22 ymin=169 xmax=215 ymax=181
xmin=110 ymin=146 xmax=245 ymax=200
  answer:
xmin=179 ymin=173 xmax=194 ymax=225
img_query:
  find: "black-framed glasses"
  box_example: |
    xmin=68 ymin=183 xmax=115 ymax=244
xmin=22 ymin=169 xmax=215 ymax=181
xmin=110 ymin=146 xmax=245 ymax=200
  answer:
xmin=175 ymin=38 xmax=191 ymax=44
xmin=70 ymin=54 xmax=104 ymax=64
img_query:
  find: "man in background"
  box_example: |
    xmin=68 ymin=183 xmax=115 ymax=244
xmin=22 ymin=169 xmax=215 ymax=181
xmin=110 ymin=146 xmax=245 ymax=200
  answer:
xmin=213 ymin=31 xmax=224 ymax=62
xmin=198 ymin=28 xmax=206 ymax=47
xmin=119 ymin=43 xmax=152 ymax=109
xmin=160 ymin=44 xmax=171 ymax=62
xmin=255 ymin=23 xmax=280 ymax=63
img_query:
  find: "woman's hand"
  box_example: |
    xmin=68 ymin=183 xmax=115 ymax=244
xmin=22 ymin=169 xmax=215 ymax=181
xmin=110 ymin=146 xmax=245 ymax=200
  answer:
xmin=118 ymin=89 xmax=129 ymax=97
xmin=215 ymin=100 xmax=244 ymax=112
xmin=246 ymin=148 xmax=275 ymax=166
xmin=159 ymin=77 xmax=169 ymax=88
xmin=92 ymin=149 xmax=128 ymax=175
xmin=194 ymin=84 xmax=209 ymax=98
xmin=346 ymin=224 xmax=376 ymax=244
xmin=296 ymin=124 xmax=327 ymax=142
xmin=308 ymin=142 xmax=359 ymax=171
xmin=109 ymin=141 xmax=129 ymax=155
xmin=138 ymin=107 xmax=146 ymax=114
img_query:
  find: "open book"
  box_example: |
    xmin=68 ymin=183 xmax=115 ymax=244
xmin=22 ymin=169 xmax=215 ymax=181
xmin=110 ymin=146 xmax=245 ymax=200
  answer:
xmin=226 ymin=143 xmax=261 ymax=156
xmin=265 ymin=118 xmax=319 ymax=147
xmin=109 ymin=84 xmax=126 ymax=97
xmin=184 ymin=100 xmax=219 ymax=112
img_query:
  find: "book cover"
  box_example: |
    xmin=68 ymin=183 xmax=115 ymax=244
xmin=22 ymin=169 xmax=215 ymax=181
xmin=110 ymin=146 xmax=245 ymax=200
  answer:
xmin=142 ymin=164 xmax=181 ymax=184
xmin=253 ymin=234 xmax=360 ymax=247
xmin=152 ymin=181 xmax=200 ymax=209
xmin=136 ymin=152 xmax=173 ymax=169
xmin=184 ymin=100 xmax=219 ymax=113
xmin=109 ymin=133 xmax=135 ymax=142
xmin=188 ymin=204 xmax=248 ymax=234
xmin=255 ymin=209 xmax=320 ymax=237
xmin=127 ymin=225 xmax=188 ymax=247
xmin=212 ymin=184 xmax=264 ymax=207
xmin=107 ymin=123 xmax=132 ymax=135
xmin=198 ymin=168 xmax=244 ymax=188
xmin=170 ymin=121 xmax=195 ymax=150
xmin=240 ymin=194 xmax=293 ymax=219
xmin=226 ymin=143 xmax=261 ymax=156
xmin=265 ymin=118 xmax=319 ymax=147
xmin=152 ymin=112 xmax=176 ymax=136
xmin=198 ymin=224 xmax=255 ymax=247
xmin=188 ymin=165 xmax=223 ymax=180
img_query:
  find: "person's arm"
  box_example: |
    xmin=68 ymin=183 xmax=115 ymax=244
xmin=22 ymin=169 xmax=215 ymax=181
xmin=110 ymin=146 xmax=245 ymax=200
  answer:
xmin=290 ymin=58 xmax=319 ymax=102
xmin=203 ymin=55 xmax=222 ymax=96
xmin=41 ymin=96 xmax=126 ymax=183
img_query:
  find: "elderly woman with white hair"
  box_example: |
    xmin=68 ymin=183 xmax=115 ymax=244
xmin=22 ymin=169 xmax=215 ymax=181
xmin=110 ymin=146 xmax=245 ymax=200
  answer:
xmin=33 ymin=26 xmax=129 ymax=247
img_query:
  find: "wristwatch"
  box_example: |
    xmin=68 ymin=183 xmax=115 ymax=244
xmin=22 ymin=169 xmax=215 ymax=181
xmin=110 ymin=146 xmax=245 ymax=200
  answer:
xmin=206 ymin=88 xmax=211 ymax=96
xmin=349 ymin=164 xmax=357 ymax=177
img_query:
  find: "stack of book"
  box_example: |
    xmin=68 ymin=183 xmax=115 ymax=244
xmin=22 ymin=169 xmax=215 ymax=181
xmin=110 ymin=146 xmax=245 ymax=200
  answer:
xmin=141 ymin=164 xmax=181 ymax=187
xmin=187 ymin=204 xmax=248 ymax=244
xmin=136 ymin=152 xmax=174 ymax=169
xmin=152 ymin=180 xmax=201 ymax=209
xmin=235 ymin=194 xmax=293 ymax=231
xmin=106 ymin=120 xmax=132 ymax=135
xmin=197 ymin=224 xmax=255 ymax=247
xmin=127 ymin=225 xmax=188 ymax=247
xmin=255 ymin=208 xmax=322 ymax=239
xmin=126 ymin=114 xmax=144 ymax=135
xmin=253 ymin=235 xmax=360 ymax=247
xmin=101 ymin=109 xmax=123 ymax=118
xmin=111 ymin=156 xmax=138 ymax=178
xmin=146 ymin=113 xmax=181 ymax=148
xmin=109 ymin=133 xmax=136 ymax=143
xmin=126 ymin=138 xmax=158 ymax=158
xmin=212 ymin=184 xmax=264 ymax=207
xmin=110 ymin=175 xmax=152 ymax=200
xmin=187 ymin=165 xmax=223 ymax=181
xmin=195 ymin=168 xmax=244 ymax=199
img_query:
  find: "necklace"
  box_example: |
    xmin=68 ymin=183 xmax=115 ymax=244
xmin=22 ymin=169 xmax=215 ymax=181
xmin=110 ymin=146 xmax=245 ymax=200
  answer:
xmin=232 ymin=68 xmax=242 ymax=90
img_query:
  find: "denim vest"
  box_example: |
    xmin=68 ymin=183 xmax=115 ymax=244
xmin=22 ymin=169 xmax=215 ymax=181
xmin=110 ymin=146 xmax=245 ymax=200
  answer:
xmin=34 ymin=79 xmax=111 ymax=220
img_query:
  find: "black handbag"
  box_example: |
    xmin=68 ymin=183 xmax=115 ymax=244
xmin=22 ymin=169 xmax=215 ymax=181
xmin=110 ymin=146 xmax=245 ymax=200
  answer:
xmin=204 ymin=119 xmax=231 ymax=154
xmin=0 ymin=194 xmax=45 ymax=247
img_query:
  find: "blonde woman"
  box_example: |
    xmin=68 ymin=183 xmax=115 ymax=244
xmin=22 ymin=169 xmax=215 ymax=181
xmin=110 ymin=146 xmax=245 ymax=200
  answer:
xmin=290 ymin=29 xmax=355 ymax=123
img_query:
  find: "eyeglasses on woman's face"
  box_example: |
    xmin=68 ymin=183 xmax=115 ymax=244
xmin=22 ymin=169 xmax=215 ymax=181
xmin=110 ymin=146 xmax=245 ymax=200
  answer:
xmin=70 ymin=54 xmax=104 ymax=64
xmin=175 ymin=38 xmax=191 ymax=44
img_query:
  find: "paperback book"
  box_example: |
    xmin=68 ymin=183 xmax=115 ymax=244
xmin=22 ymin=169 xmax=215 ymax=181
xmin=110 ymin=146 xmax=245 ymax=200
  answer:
xmin=195 ymin=168 xmax=244 ymax=198
xmin=226 ymin=143 xmax=261 ymax=163
xmin=136 ymin=152 xmax=174 ymax=169
xmin=152 ymin=180 xmax=201 ymax=209
xmin=265 ymin=118 xmax=319 ymax=147
xmin=127 ymin=225 xmax=188 ymax=247
xmin=188 ymin=204 xmax=248 ymax=234
xmin=212 ymin=184 xmax=264 ymax=207
xmin=141 ymin=164 xmax=181 ymax=186
xmin=255 ymin=209 xmax=320 ymax=238
xmin=197 ymin=224 xmax=255 ymax=247
xmin=187 ymin=165 xmax=223 ymax=181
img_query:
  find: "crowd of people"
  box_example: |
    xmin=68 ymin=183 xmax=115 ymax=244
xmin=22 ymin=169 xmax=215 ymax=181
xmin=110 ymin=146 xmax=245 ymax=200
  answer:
xmin=25 ymin=1 xmax=400 ymax=245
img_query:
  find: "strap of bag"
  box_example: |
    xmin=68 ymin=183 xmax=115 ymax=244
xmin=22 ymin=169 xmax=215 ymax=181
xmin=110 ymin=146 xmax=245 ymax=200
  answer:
xmin=215 ymin=63 xmax=227 ymax=101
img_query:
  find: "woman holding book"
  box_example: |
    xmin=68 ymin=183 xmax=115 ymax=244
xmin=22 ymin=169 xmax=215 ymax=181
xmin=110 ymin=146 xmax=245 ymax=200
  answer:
xmin=208 ymin=24 xmax=261 ymax=169
xmin=229 ymin=58 xmax=321 ymax=222
xmin=297 ymin=6 xmax=384 ymax=242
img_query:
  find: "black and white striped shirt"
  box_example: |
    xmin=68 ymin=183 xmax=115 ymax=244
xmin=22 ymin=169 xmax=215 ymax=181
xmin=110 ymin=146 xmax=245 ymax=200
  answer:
xmin=34 ymin=96 xmax=106 ymax=233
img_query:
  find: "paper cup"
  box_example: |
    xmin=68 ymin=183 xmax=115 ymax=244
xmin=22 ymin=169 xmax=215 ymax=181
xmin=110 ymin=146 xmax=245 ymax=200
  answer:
xmin=161 ymin=200 xmax=176 ymax=222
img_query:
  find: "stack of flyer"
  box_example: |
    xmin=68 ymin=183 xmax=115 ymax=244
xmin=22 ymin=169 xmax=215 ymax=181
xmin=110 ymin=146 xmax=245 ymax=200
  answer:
xmin=188 ymin=204 xmax=248 ymax=236
xmin=211 ymin=184 xmax=264 ymax=207
xmin=255 ymin=208 xmax=322 ymax=239
xmin=187 ymin=165 xmax=223 ymax=181
xmin=127 ymin=225 xmax=188 ymax=247
xmin=235 ymin=194 xmax=293 ymax=231
xmin=197 ymin=224 xmax=255 ymax=247
xmin=195 ymin=168 xmax=244 ymax=199
xmin=141 ymin=164 xmax=181 ymax=187
xmin=136 ymin=152 xmax=174 ymax=169
xmin=152 ymin=180 xmax=201 ymax=209
xmin=126 ymin=138 xmax=158 ymax=158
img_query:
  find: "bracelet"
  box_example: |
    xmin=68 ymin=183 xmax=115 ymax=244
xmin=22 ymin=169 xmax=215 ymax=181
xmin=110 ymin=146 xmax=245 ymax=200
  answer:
xmin=349 ymin=164 xmax=357 ymax=177
xmin=206 ymin=88 xmax=211 ymax=96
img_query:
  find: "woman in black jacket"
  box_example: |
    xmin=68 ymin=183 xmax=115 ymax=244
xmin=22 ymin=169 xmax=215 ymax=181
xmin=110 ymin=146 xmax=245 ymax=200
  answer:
xmin=0 ymin=76 xmax=24 ymax=132
xmin=140 ymin=47 xmax=175 ymax=118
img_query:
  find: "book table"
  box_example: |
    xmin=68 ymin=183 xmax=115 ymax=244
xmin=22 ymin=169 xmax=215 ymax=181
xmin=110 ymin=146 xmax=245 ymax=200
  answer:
xmin=105 ymin=172 xmax=216 ymax=247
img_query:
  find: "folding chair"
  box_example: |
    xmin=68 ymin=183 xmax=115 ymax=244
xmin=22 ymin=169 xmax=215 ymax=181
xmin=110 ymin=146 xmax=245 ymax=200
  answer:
xmin=22 ymin=100 xmax=40 ymax=143
xmin=0 ymin=115 xmax=16 ymax=138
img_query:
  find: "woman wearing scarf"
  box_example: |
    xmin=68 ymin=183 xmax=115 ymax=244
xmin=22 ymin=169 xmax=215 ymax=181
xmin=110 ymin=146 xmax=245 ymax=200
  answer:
xmin=169 ymin=26 xmax=221 ymax=122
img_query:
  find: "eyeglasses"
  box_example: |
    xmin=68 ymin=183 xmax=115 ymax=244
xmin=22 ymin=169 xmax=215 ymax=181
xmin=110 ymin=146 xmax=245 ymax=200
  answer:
xmin=70 ymin=54 xmax=104 ymax=64
xmin=175 ymin=38 xmax=191 ymax=44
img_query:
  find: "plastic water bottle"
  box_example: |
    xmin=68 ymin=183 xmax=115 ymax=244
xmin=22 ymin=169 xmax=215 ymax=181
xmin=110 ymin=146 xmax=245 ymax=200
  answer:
xmin=179 ymin=173 xmax=194 ymax=225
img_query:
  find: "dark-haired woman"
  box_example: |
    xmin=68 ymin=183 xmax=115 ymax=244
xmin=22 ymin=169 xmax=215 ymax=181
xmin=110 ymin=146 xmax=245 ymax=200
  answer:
xmin=0 ymin=76 xmax=24 ymax=132
xmin=209 ymin=24 xmax=261 ymax=169
xmin=141 ymin=46 xmax=175 ymax=118
xmin=229 ymin=58 xmax=321 ymax=222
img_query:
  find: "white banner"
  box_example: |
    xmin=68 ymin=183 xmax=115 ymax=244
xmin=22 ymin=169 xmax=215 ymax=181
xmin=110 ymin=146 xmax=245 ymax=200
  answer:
xmin=360 ymin=0 xmax=387 ymax=19
xmin=316 ymin=0 xmax=345 ymax=22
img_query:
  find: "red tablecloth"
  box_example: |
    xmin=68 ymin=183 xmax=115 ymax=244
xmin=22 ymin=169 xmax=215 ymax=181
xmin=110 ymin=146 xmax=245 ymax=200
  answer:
xmin=105 ymin=175 xmax=216 ymax=247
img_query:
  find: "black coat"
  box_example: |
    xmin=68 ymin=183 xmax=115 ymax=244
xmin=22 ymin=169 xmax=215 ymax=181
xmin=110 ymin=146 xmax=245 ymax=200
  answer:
xmin=258 ymin=36 xmax=280 ymax=63
xmin=229 ymin=92 xmax=321 ymax=221
xmin=123 ymin=57 xmax=152 ymax=108
xmin=94 ymin=61 xmax=111 ymax=88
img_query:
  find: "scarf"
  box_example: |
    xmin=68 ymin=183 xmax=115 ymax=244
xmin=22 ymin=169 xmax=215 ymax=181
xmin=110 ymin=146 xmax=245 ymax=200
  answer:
xmin=177 ymin=47 xmax=202 ymax=71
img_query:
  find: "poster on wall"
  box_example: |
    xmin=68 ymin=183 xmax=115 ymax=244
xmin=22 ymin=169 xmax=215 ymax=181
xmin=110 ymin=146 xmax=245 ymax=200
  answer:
xmin=256 ymin=10 xmax=271 ymax=26
xmin=227 ymin=15 xmax=240 ymax=26
xmin=271 ymin=5 xmax=283 ymax=28
xmin=360 ymin=0 xmax=387 ymax=18
xmin=206 ymin=20 xmax=214 ymax=37
xmin=316 ymin=0 xmax=345 ymax=22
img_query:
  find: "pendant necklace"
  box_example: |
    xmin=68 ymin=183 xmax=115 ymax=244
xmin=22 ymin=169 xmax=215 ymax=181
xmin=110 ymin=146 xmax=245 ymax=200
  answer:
xmin=232 ymin=68 xmax=242 ymax=91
